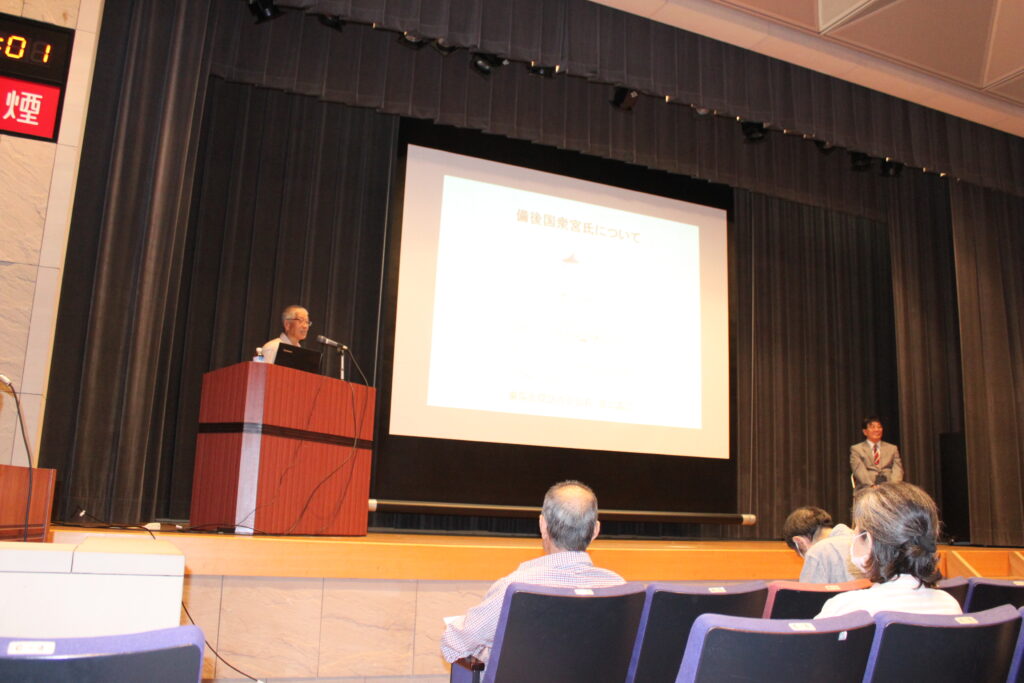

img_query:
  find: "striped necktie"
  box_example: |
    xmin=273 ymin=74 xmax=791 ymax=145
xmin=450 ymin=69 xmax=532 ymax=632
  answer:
xmin=873 ymin=444 xmax=880 ymax=466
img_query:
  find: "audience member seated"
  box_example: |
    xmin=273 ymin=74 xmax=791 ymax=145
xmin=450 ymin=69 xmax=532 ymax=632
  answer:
xmin=816 ymin=482 xmax=961 ymax=618
xmin=440 ymin=480 xmax=625 ymax=664
xmin=783 ymin=505 xmax=865 ymax=583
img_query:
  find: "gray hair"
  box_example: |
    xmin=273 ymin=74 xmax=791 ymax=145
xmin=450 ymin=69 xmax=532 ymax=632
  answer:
xmin=281 ymin=305 xmax=306 ymax=325
xmin=542 ymin=480 xmax=599 ymax=552
xmin=852 ymin=482 xmax=942 ymax=587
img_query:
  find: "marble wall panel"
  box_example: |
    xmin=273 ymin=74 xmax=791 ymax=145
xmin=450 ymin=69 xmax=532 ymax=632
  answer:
xmin=318 ymin=579 xmax=417 ymax=678
xmin=0 ymin=262 xmax=34 ymax=370
xmin=76 ymin=0 xmax=102 ymax=33
xmin=23 ymin=0 xmax=78 ymax=27
xmin=22 ymin=265 xmax=59 ymax=397
xmin=39 ymin=144 xmax=79 ymax=268
xmin=57 ymin=20 xmax=97 ymax=147
xmin=0 ymin=387 xmax=15 ymax=467
xmin=413 ymin=580 xmax=490 ymax=676
xmin=181 ymin=574 xmax=223 ymax=681
xmin=218 ymin=576 xmax=324 ymax=679
xmin=0 ymin=137 xmax=54 ymax=265
xmin=5 ymin=392 xmax=38 ymax=467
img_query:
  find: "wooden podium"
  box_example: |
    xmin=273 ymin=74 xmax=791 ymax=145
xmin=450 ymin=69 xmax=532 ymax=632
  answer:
xmin=0 ymin=463 xmax=56 ymax=542
xmin=189 ymin=362 xmax=375 ymax=536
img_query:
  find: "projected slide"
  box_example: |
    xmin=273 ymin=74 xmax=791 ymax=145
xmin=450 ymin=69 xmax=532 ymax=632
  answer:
xmin=391 ymin=145 xmax=728 ymax=459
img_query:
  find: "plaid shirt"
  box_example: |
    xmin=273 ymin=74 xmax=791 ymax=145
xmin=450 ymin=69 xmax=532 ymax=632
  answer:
xmin=440 ymin=550 xmax=625 ymax=663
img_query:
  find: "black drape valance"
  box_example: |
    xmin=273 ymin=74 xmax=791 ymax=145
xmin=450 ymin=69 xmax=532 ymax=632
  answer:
xmin=208 ymin=5 xmax=890 ymax=221
xmin=216 ymin=0 xmax=1024 ymax=199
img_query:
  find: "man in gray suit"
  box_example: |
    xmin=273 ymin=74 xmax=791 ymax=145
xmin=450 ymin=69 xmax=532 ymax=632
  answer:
xmin=850 ymin=416 xmax=903 ymax=488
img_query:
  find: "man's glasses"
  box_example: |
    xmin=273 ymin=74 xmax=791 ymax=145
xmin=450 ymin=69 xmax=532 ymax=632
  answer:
xmin=287 ymin=318 xmax=312 ymax=327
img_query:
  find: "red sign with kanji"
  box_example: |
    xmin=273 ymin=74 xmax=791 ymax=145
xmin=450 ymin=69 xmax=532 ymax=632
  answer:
xmin=0 ymin=74 xmax=60 ymax=140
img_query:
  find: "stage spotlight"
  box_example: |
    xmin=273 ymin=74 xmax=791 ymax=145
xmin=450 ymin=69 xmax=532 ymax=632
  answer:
xmin=527 ymin=62 xmax=560 ymax=78
xmin=317 ymin=15 xmax=345 ymax=32
xmin=740 ymin=121 xmax=766 ymax=142
xmin=470 ymin=53 xmax=509 ymax=76
xmin=247 ymin=0 xmax=282 ymax=23
xmin=611 ymin=86 xmax=639 ymax=111
xmin=879 ymin=158 xmax=903 ymax=178
xmin=850 ymin=152 xmax=873 ymax=172
xmin=432 ymin=38 xmax=459 ymax=56
xmin=398 ymin=31 xmax=428 ymax=49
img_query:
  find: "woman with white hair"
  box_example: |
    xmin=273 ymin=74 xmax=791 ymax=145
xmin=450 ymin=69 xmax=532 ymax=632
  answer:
xmin=816 ymin=481 xmax=961 ymax=618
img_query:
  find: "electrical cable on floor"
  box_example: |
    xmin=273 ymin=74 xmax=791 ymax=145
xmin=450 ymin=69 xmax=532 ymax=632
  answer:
xmin=181 ymin=600 xmax=261 ymax=682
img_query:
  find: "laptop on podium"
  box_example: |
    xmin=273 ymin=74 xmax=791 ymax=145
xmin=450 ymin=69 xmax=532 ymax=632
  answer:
xmin=273 ymin=343 xmax=322 ymax=375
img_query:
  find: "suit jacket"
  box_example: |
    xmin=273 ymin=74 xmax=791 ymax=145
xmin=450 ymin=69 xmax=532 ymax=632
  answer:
xmin=850 ymin=440 xmax=903 ymax=487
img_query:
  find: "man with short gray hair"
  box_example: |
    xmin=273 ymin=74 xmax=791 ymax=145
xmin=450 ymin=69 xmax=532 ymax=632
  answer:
xmin=440 ymin=481 xmax=625 ymax=664
xmin=260 ymin=304 xmax=311 ymax=364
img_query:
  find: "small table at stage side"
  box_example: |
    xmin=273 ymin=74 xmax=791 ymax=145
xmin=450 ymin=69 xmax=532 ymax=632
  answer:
xmin=189 ymin=362 xmax=375 ymax=536
xmin=0 ymin=464 xmax=55 ymax=542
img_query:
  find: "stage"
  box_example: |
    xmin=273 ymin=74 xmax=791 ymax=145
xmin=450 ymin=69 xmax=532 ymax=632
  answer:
xmin=48 ymin=527 xmax=1024 ymax=681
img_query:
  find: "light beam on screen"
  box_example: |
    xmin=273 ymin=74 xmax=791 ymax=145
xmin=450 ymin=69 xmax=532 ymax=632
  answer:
xmin=391 ymin=145 xmax=728 ymax=459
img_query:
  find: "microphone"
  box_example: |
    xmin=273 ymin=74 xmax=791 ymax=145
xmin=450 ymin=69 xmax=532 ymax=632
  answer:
xmin=316 ymin=334 xmax=349 ymax=351
xmin=1 ymin=371 xmax=34 ymax=542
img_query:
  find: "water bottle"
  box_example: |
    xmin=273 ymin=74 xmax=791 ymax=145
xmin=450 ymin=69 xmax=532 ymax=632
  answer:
xmin=253 ymin=347 xmax=264 ymax=362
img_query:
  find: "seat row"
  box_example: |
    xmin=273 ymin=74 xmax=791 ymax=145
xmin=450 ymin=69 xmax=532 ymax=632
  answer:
xmin=452 ymin=577 xmax=1024 ymax=683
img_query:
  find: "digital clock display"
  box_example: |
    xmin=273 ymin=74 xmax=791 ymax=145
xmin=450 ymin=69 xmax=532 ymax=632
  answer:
xmin=0 ymin=13 xmax=74 ymax=141
xmin=0 ymin=12 xmax=74 ymax=85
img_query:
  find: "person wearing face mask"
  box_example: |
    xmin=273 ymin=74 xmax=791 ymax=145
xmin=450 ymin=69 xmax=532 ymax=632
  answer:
xmin=815 ymin=482 xmax=961 ymax=618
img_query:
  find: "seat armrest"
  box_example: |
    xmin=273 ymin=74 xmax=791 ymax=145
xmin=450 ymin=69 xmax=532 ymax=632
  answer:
xmin=451 ymin=656 xmax=485 ymax=683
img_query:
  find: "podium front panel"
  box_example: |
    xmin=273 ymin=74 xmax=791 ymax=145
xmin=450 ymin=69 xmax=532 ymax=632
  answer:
xmin=190 ymin=362 xmax=375 ymax=536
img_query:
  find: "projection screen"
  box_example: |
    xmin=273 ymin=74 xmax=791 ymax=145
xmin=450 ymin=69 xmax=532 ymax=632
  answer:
xmin=390 ymin=144 xmax=729 ymax=459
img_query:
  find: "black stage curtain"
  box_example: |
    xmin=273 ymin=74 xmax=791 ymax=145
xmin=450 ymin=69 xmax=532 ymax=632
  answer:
xmin=257 ymin=0 xmax=1024 ymax=198
xmin=40 ymin=0 xmax=396 ymax=522
xmin=164 ymin=79 xmax=397 ymax=520
xmin=39 ymin=0 xmax=219 ymax=523
xmin=950 ymin=183 xmax=1024 ymax=546
xmin=40 ymin=0 xmax=1017 ymax=542
xmin=886 ymin=172 xmax=963 ymax=498
xmin=730 ymin=191 xmax=898 ymax=536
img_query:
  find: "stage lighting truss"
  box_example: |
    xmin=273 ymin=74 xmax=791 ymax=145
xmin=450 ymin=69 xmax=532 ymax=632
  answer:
xmin=247 ymin=0 xmax=283 ymax=23
xmin=471 ymin=52 xmax=510 ymax=76
xmin=611 ymin=86 xmax=640 ymax=111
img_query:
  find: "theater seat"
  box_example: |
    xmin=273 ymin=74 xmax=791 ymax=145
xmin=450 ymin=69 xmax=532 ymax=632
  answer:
xmin=0 ymin=625 xmax=205 ymax=683
xmin=625 ymin=580 xmax=768 ymax=683
xmin=936 ymin=576 xmax=969 ymax=610
xmin=964 ymin=577 xmax=1024 ymax=612
xmin=762 ymin=579 xmax=871 ymax=618
xmin=863 ymin=604 xmax=1021 ymax=682
xmin=675 ymin=610 xmax=875 ymax=682
xmin=450 ymin=582 xmax=646 ymax=683
xmin=1006 ymin=607 xmax=1024 ymax=682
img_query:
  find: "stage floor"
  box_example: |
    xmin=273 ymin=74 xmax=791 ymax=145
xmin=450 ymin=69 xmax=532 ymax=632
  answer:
xmin=49 ymin=527 xmax=1024 ymax=581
